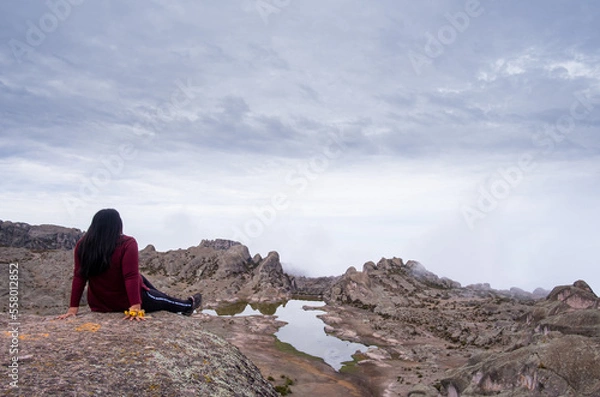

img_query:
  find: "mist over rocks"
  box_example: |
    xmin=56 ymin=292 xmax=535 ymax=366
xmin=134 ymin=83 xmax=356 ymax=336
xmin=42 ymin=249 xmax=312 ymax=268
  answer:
xmin=325 ymin=257 xmax=464 ymax=315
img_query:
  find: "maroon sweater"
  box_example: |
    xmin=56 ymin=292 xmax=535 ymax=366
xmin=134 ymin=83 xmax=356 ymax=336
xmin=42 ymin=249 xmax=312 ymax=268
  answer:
xmin=69 ymin=235 xmax=144 ymax=312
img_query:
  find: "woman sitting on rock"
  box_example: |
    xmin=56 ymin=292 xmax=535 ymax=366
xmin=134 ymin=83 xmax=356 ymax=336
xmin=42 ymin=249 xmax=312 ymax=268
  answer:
xmin=58 ymin=208 xmax=202 ymax=321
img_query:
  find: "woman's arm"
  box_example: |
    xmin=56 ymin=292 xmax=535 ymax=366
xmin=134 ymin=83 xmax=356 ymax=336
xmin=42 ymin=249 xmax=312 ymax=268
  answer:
xmin=121 ymin=238 xmax=147 ymax=321
xmin=58 ymin=244 xmax=86 ymax=320
xmin=121 ymin=237 xmax=142 ymax=306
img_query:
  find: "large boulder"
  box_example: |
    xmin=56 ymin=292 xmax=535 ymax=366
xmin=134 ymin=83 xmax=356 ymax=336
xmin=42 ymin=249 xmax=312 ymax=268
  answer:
xmin=1 ymin=312 xmax=279 ymax=396
xmin=442 ymin=335 xmax=600 ymax=396
xmin=546 ymin=279 xmax=599 ymax=311
xmin=530 ymin=280 xmax=600 ymax=337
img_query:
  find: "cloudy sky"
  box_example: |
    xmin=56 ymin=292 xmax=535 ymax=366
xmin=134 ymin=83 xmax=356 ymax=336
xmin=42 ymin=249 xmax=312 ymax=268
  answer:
xmin=1 ymin=1 xmax=599 ymax=292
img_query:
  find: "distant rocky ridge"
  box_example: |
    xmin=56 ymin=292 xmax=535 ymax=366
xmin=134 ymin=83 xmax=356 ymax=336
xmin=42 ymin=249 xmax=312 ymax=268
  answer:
xmin=0 ymin=220 xmax=83 ymax=250
xmin=1 ymin=221 xmax=599 ymax=396
xmin=0 ymin=221 xmax=550 ymax=303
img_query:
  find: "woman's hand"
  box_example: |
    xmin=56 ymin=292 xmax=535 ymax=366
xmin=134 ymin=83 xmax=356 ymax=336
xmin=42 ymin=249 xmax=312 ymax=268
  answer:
xmin=123 ymin=304 xmax=146 ymax=321
xmin=57 ymin=307 xmax=78 ymax=320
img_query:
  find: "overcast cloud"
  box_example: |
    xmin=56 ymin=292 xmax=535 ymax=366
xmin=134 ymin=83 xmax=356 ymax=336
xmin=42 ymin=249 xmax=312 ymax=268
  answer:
xmin=1 ymin=0 xmax=599 ymax=292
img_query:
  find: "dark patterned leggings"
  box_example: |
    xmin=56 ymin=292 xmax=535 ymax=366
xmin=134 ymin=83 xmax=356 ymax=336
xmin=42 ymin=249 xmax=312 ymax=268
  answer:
xmin=140 ymin=275 xmax=192 ymax=313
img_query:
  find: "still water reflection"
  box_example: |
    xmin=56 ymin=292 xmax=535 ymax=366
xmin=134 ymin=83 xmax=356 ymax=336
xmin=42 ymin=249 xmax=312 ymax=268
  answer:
xmin=204 ymin=300 xmax=370 ymax=371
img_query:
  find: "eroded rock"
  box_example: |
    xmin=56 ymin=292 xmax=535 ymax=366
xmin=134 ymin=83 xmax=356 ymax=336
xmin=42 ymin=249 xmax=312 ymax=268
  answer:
xmin=0 ymin=312 xmax=279 ymax=396
xmin=0 ymin=220 xmax=83 ymax=250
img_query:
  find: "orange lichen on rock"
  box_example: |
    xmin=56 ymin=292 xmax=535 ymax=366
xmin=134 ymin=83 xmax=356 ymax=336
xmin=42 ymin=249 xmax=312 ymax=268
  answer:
xmin=75 ymin=322 xmax=101 ymax=332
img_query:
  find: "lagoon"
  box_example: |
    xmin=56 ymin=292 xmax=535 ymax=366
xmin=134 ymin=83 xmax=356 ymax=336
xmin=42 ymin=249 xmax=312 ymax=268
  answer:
xmin=203 ymin=300 xmax=370 ymax=371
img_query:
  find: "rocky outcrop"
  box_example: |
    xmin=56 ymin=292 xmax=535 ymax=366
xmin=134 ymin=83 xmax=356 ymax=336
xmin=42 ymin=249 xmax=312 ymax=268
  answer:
xmin=325 ymin=257 xmax=464 ymax=316
xmin=246 ymin=251 xmax=292 ymax=302
xmin=2 ymin=221 xmax=599 ymax=396
xmin=315 ymin=258 xmax=600 ymax=395
xmin=403 ymin=259 xmax=462 ymax=289
xmin=534 ymin=280 xmax=600 ymax=337
xmin=326 ymin=258 xmax=531 ymax=336
xmin=466 ymin=283 xmax=547 ymax=300
xmin=546 ymin=279 xmax=599 ymax=310
xmin=290 ymin=275 xmax=341 ymax=297
xmin=0 ymin=247 xmax=77 ymax=313
xmin=0 ymin=220 xmax=83 ymax=250
xmin=439 ymin=281 xmax=600 ymax=396
xmin=138 ymin=241 xmax=294 ymax=305
xmin=0 ymin=312 xmax=279 ymax=396
xmin=442 ymin=334 xmax=600 ymax=396
xmin=199 ymin=238 xmax=242 ymax=250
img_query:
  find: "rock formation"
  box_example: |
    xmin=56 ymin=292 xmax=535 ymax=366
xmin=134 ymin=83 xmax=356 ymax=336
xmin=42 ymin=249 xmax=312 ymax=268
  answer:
xmin=290 ymin=275 xmax=341 ymax=298
xmin=0 ymin=312 xmax=279 ymax=396
xmin=138 ymin=240 xmax=295 ymax=305
xmin=313 ymin=258 xmax=600 ymax=396
xmin=440 ymin=280 xmax=600 ymax=396
xmin=2 ymin=220 xmax=599 ymax=396
xmin=0 ymin=247 xmax=75 ymax=313
xmin=0 ymin=220 xmax=83 ymax=250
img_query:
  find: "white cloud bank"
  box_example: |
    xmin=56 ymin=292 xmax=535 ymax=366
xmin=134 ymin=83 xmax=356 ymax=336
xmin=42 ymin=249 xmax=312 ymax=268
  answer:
xmin=1 ymin=0 xmax=599 ymax=292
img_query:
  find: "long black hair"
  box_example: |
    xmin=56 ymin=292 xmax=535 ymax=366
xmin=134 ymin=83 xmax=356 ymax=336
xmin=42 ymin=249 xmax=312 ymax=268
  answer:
xmin=77 ymin=208 xmax=123 ymax=278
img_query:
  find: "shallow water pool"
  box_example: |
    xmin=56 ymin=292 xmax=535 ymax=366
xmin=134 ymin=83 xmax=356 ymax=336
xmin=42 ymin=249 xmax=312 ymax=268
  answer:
xmin=204 ymin=299 xmax=370 ymax=371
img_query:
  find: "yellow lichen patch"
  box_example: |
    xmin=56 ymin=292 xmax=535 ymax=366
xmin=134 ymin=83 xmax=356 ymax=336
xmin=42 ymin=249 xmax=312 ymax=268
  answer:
xmin=20 ymin=333 xmax=50 ymax=340
xmin=75 ymin=323 xmax=101 ymax=332
xmin=3 ymin=332 xmax=50 ymax=341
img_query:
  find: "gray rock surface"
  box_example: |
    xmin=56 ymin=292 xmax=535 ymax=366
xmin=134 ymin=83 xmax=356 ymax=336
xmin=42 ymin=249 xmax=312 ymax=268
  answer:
xmin=138 ymin=241 xmax=294 ymax=305
xmin=290 ymin=275 xmax=341 ymax=297
xmin=0 ymin=247 xmax=76 ymax=313
xmin=0 ymin=220 xmax=83 ymax=250
xmin=0 ymin=312 xmax=279 ymax=397
xmin=440 ymin=281 xmax=600 ymax=396
xmin=318 ymin=259 xmax=600 ymax=396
